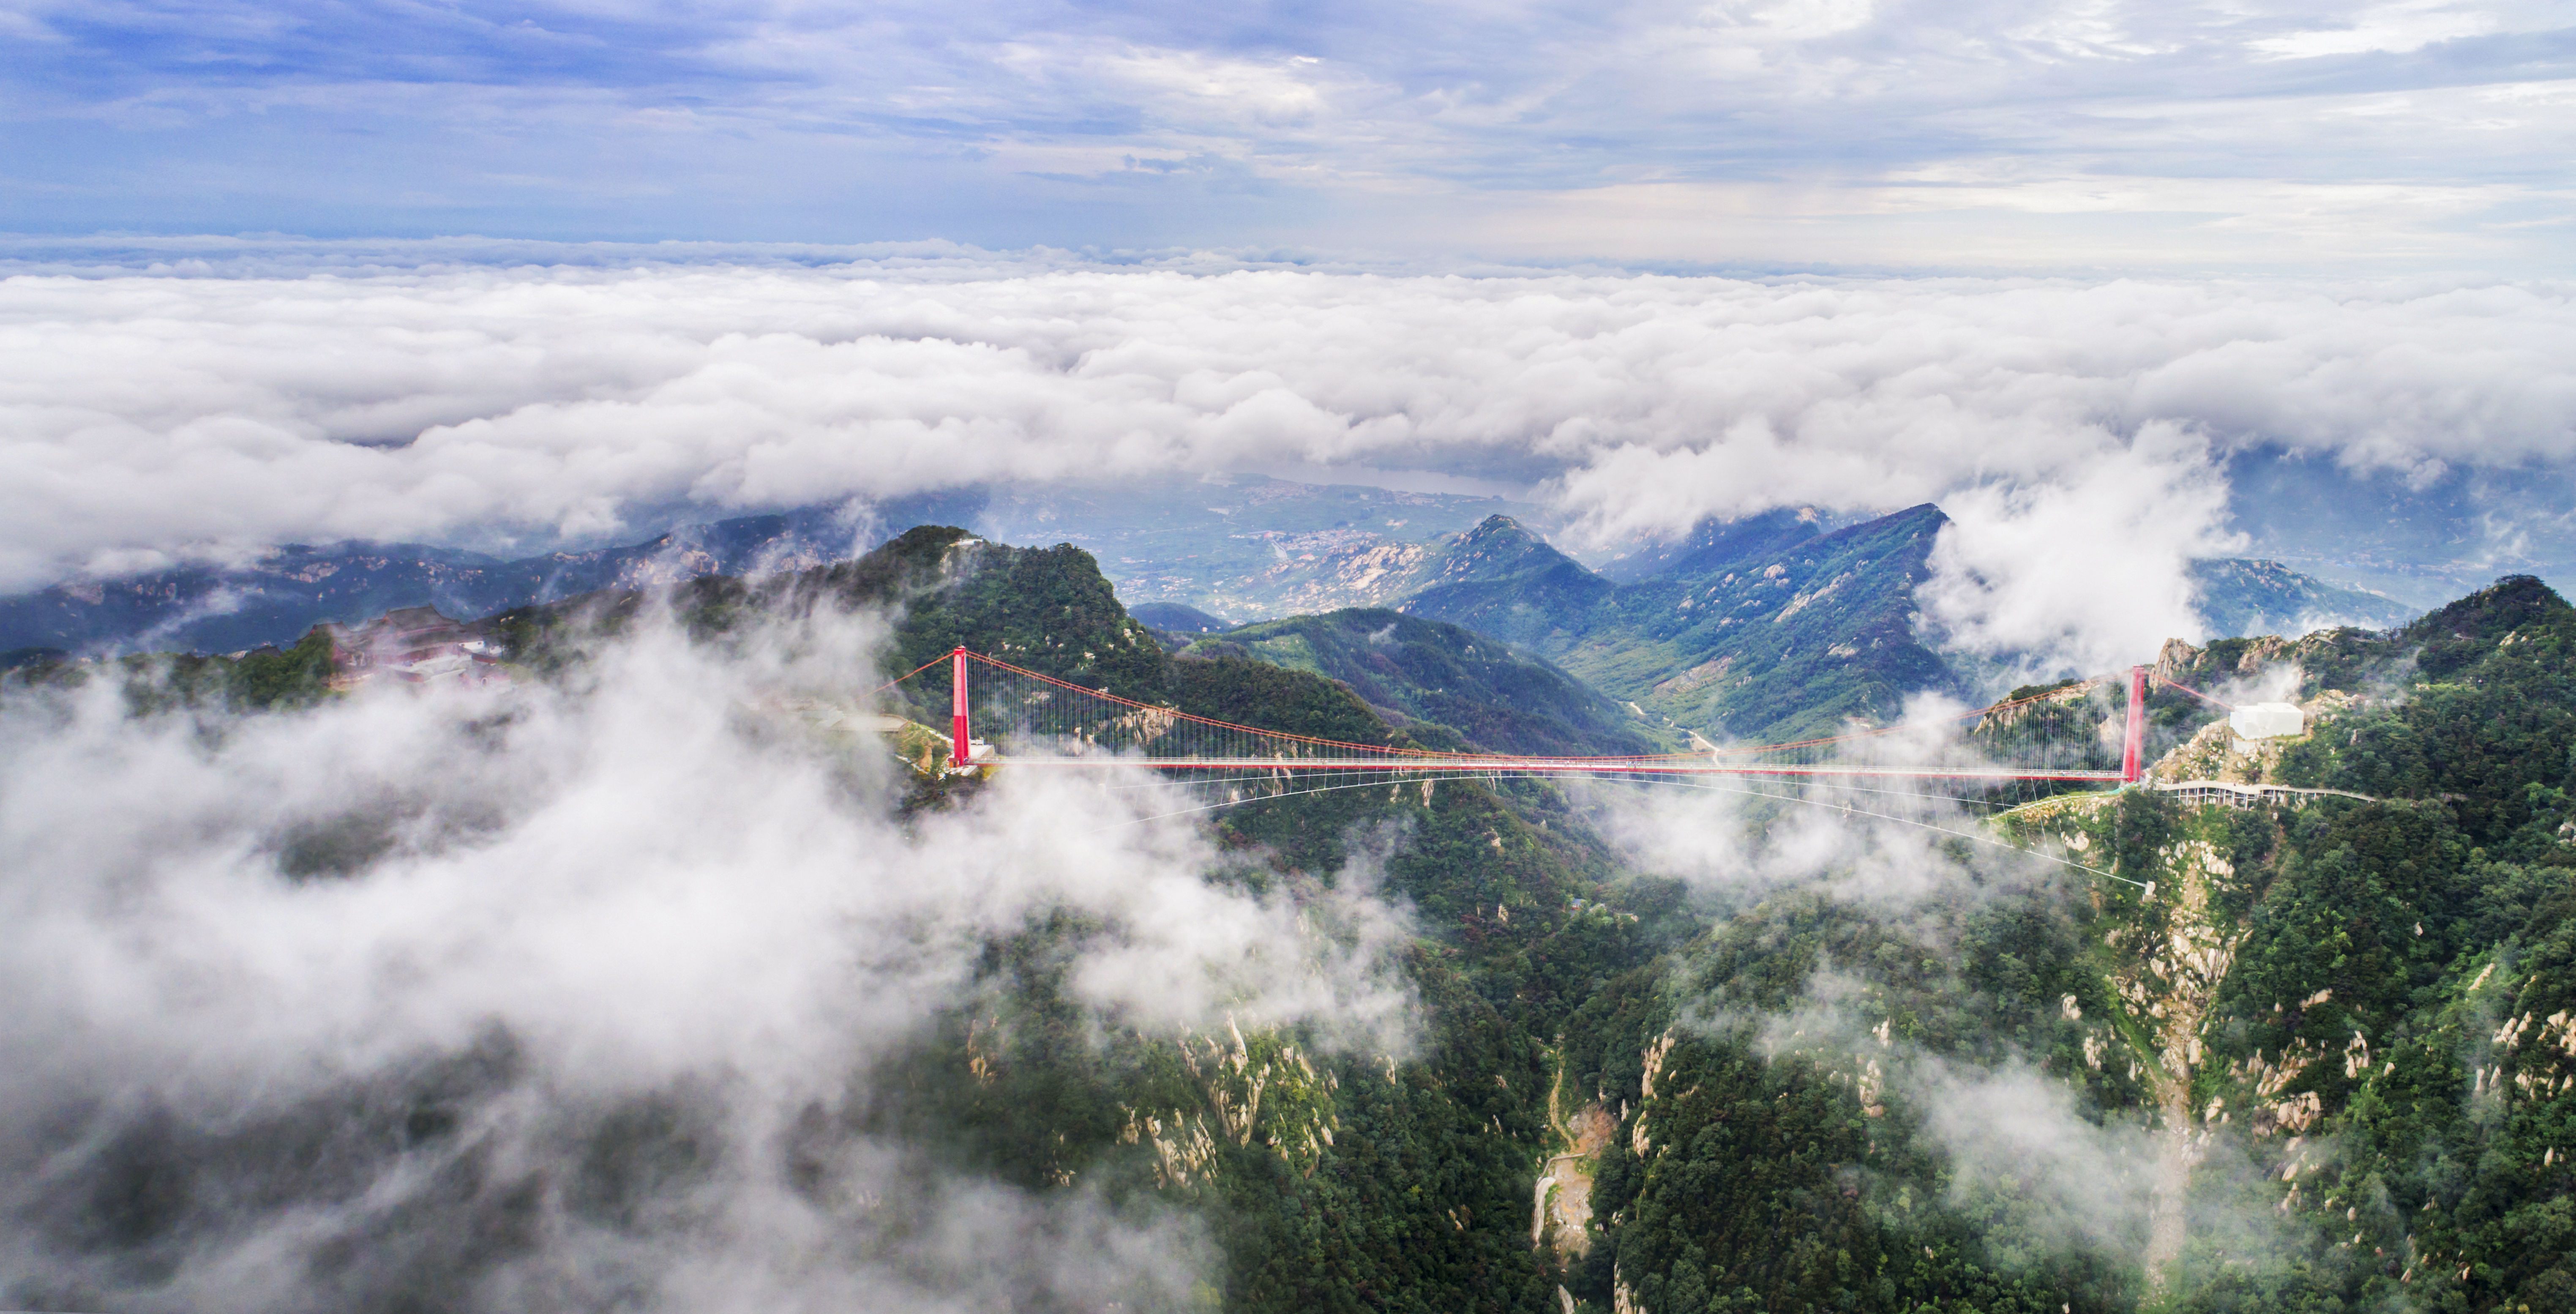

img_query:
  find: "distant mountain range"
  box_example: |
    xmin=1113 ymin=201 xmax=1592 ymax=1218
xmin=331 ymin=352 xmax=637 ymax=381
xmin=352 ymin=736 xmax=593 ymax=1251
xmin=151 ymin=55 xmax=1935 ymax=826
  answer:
xmin=4 ymin=479 xmax=2416 ymax=740
xmin=2185 ymin=557 xmax=2413 ymax=637
xmin=1141 ymin=504 xmax=2416 ymax=742
xmin=970 ymin=475 xmax=1543 ymax=617
xmin=0 ymin=503 xmax=921 ymax=660
xmin=2222 ymin=446 xmax=2576 ymax=609
xmin=0 ymin=476 xmax=1523 ymax=660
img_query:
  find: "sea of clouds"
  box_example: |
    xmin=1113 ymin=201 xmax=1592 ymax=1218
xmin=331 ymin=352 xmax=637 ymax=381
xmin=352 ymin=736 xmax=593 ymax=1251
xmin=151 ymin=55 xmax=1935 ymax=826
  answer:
xmin=5 ymin=253 xmax=2572 ymax=669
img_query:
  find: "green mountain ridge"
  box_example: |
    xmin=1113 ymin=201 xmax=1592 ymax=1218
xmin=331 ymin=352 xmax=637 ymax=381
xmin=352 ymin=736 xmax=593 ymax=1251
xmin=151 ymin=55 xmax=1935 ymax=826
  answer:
xmin=1177 ymin=608 xmax=1672 ymax=758
xmin=1559 ymin=574 xmax=2576 ymax=1314
xmin=1391 ymin=505 xmax=1956 ymax=743
xmin=499 ymin=560 xmax=2576 ymax=1314
xmin=1239 ymin=508 xmax=2435 ymax=744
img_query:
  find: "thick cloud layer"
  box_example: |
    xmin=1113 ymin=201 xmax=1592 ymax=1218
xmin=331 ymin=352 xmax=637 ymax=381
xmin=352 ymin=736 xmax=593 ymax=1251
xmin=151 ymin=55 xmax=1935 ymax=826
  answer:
xmin=7 ymin=259 xmax=2575 ymax=664
xmin=0 ymin=606 xmax=1415 ymax=1311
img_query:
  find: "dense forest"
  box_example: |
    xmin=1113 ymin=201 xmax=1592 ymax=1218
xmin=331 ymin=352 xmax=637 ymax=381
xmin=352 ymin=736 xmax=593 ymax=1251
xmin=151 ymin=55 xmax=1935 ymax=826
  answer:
xmin=9 ymin=528 xmax=2575 ymax=1314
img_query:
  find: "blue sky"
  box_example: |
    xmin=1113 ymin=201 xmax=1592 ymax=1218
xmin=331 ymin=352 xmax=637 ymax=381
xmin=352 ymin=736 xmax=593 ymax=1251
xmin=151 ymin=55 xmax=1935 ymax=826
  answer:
xmin=5 ymin=0 xmax=2574 ymax=268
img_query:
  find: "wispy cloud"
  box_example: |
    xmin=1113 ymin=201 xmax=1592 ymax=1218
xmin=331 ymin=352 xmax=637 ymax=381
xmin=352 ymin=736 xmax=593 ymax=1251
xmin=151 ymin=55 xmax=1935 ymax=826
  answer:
xmin=0 ymin=0 xmax=2570 ymax=261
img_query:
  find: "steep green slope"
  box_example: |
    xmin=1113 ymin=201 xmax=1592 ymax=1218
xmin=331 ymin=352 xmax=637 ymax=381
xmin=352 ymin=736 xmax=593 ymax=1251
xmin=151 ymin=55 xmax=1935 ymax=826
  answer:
xmin=1570 ymin=504 xmax=1957 ymax=742
xmin=844 ymin=570 xmax=1683 ymax=1314
xmin=1558 ymin=575 xmax=2576 ymax=1314
xmin=491 ymin=524 xmax=1169 ymax=705
xmin=1563 ymin=893 xmax=2148 ymax=1314
xmin=1177 ymin=609 xmax=1670 ymax=758
xmin=2115 ymin=585 xmax=2576 ymax=1314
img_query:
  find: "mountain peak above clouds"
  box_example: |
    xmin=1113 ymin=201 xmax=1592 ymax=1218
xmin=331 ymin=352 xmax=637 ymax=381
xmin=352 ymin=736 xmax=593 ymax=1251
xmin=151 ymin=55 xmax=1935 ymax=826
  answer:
xmin=1381 ymin=503 xmax=2419 ymax=743
xmin=2186 ymin=558 xmax=2415 ymax=638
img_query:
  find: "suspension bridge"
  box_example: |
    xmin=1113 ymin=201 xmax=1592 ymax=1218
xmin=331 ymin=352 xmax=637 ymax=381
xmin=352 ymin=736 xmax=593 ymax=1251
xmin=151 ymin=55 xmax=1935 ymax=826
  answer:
xmin=878 ymin=647 xmax=2221 ymax=795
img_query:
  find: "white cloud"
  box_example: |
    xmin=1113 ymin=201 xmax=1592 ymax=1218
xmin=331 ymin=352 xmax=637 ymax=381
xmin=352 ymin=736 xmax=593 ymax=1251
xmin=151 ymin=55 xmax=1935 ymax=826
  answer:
xmin=1749 ymin=985 xmax=2310 ymax=1288
xmin=2249 ymin=0 xmax=2511 ymax=58
xmin=1589 ymin=737 xmax=2093 ymax=910
xmin=0 ymin=603 xmax=1416 ymax=1308
xmin=1918 ymin=427 xmax=2243 ymax=672
xmin=3 ymin=257 xmax=2573 ymax=666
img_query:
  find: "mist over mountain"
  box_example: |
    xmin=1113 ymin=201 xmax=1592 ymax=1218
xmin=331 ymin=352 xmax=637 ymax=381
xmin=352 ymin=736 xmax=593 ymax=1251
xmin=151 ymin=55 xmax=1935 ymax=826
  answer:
xmin=5 ymin=476 xmax=2419 ymax=713
xmin=0 ymin=478 xmax=1524 ymax=660
xmin=1593 ymin=507 xmax=1848 ymax=584
xmin=13 ymin=520 xmax=2576 ymax=1314
xmin=6 ymin=263 xmax=2569 ymax=668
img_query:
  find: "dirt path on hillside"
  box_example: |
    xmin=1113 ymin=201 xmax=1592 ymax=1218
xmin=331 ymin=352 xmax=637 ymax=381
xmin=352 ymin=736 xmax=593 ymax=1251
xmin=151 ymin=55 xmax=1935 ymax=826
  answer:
xmin=1535 ymin=1062 xmax=1618 ymax=1258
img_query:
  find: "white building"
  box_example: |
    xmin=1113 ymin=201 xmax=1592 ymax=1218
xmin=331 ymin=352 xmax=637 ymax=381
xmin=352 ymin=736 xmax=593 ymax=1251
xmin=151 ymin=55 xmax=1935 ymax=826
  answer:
xmin=2230 ymin=702 xmax=2305 ymax=740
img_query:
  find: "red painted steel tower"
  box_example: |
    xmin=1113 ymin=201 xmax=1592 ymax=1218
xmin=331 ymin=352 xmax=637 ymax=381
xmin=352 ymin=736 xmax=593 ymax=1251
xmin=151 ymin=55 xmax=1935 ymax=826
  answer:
xmin=950 ymin=646 xmax=973 ymax=768
xmin=2120 ymin=665 xmax=2148 ymax=784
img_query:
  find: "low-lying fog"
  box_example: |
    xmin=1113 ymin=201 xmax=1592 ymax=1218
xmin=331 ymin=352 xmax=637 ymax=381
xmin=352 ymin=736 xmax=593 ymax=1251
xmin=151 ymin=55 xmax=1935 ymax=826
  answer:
xmin=0 ymin=608 xmax=1415 ymax=1313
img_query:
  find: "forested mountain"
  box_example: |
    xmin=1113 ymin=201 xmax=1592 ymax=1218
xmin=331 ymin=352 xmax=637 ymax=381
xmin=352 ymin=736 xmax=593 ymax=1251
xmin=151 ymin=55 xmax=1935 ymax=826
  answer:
xmin=1392 ymin=507 xmax=1957 ymax=742
xmin=633 ymin=550 xmax=2576 ymax=1314
xmin=6 ymin=527 xmax=1665 ymax=1314
xmin=0 ymin=480 xmax=2406 ymax=681
xmin=1389 ymin=514 xmax=1622 ymax=650
xmin=19 ymin=525 xmax=2576 ymax=1314
xmin=0 ymin=473 xmax=1523 ymax=660
xmin=1570 ymin=574 xmax=2576 ymax=1314
xmin=1376 ymin=510 xmax=2414 ymax=741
